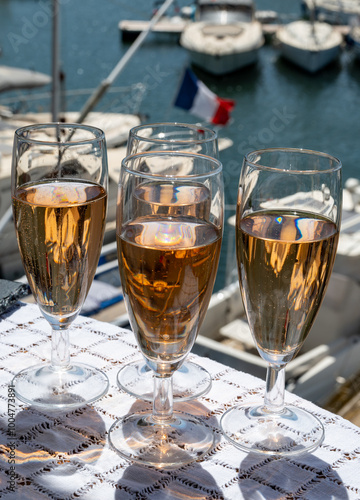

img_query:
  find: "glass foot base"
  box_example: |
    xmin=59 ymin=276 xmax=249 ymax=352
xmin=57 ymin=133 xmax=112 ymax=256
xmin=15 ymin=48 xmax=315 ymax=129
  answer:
xmin=13 ymin=363 xmax=109 ymax=411
xmin=117 ymin=360 xmax=211 ymax=402
xmin=109 ymin=411 xmax=214 ymax=468
xmin=221 ymin=403 xmax=324 ymax=457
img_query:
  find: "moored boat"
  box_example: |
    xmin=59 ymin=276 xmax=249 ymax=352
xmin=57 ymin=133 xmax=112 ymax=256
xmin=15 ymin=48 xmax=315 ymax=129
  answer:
xmin=302 ymin=0 xmax=360 ymax=25
xmin=119 ymin=1 xmax=193 ymax=42
xmin=0 ymin=110 xmax=140 ymax=279
xmin=276 ymin=20 xmax=343 ymax=73
xmin=180 ymin=0 xmax=264 ymax=75
xmin=0 ymin=66 xmax=51 ymax=93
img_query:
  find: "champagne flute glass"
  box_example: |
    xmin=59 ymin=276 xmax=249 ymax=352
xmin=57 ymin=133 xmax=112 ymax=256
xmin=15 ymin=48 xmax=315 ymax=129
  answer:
xmin=109 ymin=151 xmax=224 ymax=467
xmin=117 ymin=122 xmax=219 ymax=402
xmin=11 ymin=123 xmax=109 ymax=410
xmin=127 ymin=122 xmax=218 ymax=156
xmin=221 ymin=148 xmax=342 ymax=456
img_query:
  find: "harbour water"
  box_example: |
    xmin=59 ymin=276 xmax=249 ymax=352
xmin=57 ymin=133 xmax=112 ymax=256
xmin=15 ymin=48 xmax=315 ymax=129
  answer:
xmin=1 ymin=0 xmax=360 ymax=288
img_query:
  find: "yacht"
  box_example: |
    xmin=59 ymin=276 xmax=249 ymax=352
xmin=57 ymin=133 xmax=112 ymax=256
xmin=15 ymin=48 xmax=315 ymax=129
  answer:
xmin=276 ymin=20 xmax=343 ymax=73
xmin=180 ymin=0 xmax=264 ymax=75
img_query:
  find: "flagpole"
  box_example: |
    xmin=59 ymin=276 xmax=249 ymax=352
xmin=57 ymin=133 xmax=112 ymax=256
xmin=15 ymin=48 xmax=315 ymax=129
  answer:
xmin=76 ymin=0 xmax=175 ymax=124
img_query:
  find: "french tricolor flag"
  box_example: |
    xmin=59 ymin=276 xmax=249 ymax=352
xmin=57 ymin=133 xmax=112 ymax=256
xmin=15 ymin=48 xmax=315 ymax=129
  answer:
xmin=174 ymin=68 xmax=235 ymax=126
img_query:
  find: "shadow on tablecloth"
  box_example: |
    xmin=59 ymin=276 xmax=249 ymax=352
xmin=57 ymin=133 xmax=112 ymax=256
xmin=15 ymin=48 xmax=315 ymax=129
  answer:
xmin=238 ymin=451 xmax=350 ymax=500
xmin=114 ymin=397 xmax=224 ymax=499
xmin=0 ymin=404 xmax=107 ymax=497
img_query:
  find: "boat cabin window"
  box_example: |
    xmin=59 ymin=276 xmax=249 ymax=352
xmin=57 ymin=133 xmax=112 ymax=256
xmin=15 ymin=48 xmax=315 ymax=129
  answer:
xmin=197 ymin=4 xmax=254 ymax=24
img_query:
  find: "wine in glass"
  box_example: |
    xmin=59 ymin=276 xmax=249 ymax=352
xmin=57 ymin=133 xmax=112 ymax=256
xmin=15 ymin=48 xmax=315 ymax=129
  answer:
xmin=11 ymin=123 xmax=109 ymax=410
xmin=117 ymin=122 xmax=219 ymax=402
xmin=109 ymin=151 xmax=224 ymax=467
xmin=221 ymin=148 xmax=342 ymax=456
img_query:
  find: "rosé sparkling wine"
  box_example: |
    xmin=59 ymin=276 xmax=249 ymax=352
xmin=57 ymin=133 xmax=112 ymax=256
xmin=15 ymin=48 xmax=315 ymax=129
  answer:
xmin=11 ymin=123 xmax=109 ymax=410
xmin=237 ymin=210 xmax=339 ymax=365
xmin=118 ymin=215 xmax=221 ymax=373
xmin=221 ymin=147 xmax=342 ymax=457
xmin=13 ymin=180 xmax=107 ymax=325
xmin=117 ymin=123 xmax=219 ymax=404
xmin=109 ymin=150 xmax=223 ymax=468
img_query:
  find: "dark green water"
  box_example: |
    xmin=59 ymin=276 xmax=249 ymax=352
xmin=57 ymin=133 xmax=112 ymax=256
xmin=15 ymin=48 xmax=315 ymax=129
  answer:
xmin=1 ymin=0 xmax=359 ymax=288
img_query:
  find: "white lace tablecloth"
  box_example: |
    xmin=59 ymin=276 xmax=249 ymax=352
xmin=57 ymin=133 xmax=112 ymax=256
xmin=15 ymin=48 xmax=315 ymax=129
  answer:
xmin=1 ymin=302 xmax=360 ymax=500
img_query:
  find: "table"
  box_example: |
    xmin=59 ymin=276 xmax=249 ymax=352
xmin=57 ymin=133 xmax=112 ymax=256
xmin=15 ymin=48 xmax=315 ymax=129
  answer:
xmin=1 ymin=302 xmax=360 ymax=499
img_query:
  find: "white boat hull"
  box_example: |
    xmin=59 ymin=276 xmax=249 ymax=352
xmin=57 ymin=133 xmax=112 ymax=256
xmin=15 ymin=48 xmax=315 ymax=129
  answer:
xmin=0 ymin=112 xmax=139 ymax=279
xmin=196 ymin=184 xmax=360 ymax=407
xmin=278 ymin=42 xmax=341 ymax=73
xmin=197 ymin=272 xmax=360 ymax=407
xmin=276 ymin=21 xmax=342 ymax=73
xmin=186 ymin=45 xmax=260 ymax=75
xmin=0 ymin=66 xmax=51 ymax=93
xmin=181 ymin=20 xmax=264 ymax=75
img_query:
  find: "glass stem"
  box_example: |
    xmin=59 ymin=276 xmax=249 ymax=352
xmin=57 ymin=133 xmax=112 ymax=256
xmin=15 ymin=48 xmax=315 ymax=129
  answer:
xmin=153 ymin=375 xmax=173 ymax=423
xmin=264 ymin=364 xmax=285 ymax=414
xmin=51 ymin=327 xmax=71 ymax=370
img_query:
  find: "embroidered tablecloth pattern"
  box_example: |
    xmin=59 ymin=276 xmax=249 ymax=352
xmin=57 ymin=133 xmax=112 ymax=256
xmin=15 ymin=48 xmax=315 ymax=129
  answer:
xmin=1 ymin=302 xmax=359 ymax=499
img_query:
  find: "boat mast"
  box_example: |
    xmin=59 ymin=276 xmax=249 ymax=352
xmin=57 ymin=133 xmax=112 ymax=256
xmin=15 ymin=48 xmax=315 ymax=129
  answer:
xmin=311 ymin=0 xmax=317 ymax=40
xmin=76 ymin=0 xmax=175 ymax=124
xmin=51 ymin=0 xmax=61 ymax=122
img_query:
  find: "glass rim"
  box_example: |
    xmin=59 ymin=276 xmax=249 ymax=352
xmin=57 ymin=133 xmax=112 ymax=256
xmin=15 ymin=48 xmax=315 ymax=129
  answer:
xmin=128 ymin=122 xmax=218 ymax=145
xmin=244 ymin=147 xmax=342 ymax=174
xmin=14 ymin=122 xmax=106 ymax=146
xmin=121 ymin=151 xmax=222 ymax=180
